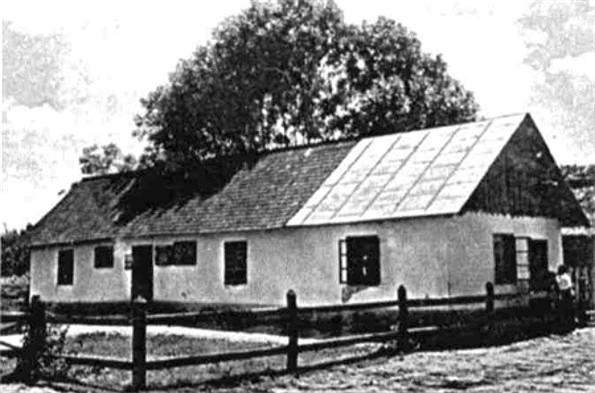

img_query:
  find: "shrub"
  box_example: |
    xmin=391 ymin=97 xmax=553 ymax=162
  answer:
xmin=13 ymin=323 xmax=69 ymax=383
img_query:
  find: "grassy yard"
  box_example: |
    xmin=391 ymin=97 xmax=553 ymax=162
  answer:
xmin=1 ymin=327 xmax=593 ymax=392
xmin=0 ymin=330 xmax=378 ymax=390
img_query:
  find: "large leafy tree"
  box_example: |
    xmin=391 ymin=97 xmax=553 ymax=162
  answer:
xmin=79 ymin=143 xmax=138 ymax=176
xmin=134 ymin=0 xmax=478 ymax=169
xmin=1 ymin=227 xmax=31 ymax=277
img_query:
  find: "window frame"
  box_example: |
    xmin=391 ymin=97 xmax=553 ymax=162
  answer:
xmin=154 ymin=241 xmax=197 ymax=266
xmin=57 ymin=249 xmax=74 ymax=286
xmin=94 ymin=245 xmax=114 ymax=269
xmin=172 ymin=241 xmax=197 ymax=266
xmin=493 ymin=233 xmax=517 ymax=285
xmin=224 ymin=241 xmax=248 ymax=286
xmin=154 ymin=244 xmax=173 ymax=266
xmin=339 ymin=235 xmax=381 ymax=286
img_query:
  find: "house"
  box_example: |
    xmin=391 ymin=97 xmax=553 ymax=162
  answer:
xmin=28 ymin=113 xmax=589 ymax=307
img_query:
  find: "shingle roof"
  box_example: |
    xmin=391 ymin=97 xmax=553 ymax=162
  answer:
xmin=287 ymin=114 xmax=525 ymax=226
xmin=29 ymin=141 xmax=356 ymax=246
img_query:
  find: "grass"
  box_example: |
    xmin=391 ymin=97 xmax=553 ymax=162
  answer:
xmin=65 ymin=332 xmax=277 ymax=360
xmin=58 ymin=331 xmax=381 ymax=390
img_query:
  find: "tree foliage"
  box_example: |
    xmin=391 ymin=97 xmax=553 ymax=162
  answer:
xmin=1 ymin=227 xmax=31 ymax=277
xmin=79 ymin=143 xmax=138 ymax=176
xmin=134 ymin=0 xmax=478 ymax=169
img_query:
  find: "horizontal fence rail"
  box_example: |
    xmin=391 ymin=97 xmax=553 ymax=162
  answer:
xmin=146 ymin=345 xmax=288 ymax=370
xmin=1 ymin=284 xmax=566 ymax=391
xmin=0 ymin=311 xmax=26 ymax=323
xmin=56 ymin=354 xmax=133 ymax=370
xmin=46 ymin=312 xmax=130 ymax=325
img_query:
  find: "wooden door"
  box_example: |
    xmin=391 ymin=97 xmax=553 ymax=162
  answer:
xmin=529 ymin=239 xmax=548 ymax=291
xmin=132 ymin=245 xmax=153 ymax=301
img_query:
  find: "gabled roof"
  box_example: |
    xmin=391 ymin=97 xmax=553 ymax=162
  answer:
xmin=29 ymin=113 xmax=589 ymax=247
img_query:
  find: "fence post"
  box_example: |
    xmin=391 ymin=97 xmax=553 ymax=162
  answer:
xmin=485 ymin=281 xmax=495 ymax=339
xmin=131 ymin=296 xmax=147 ymax=391
xmin=485 ymin=282 xmax=494 ymax=314
xmin=397 ymin=285 xmax=408 ymax=351
xmin=286 ymin=290 xmax=298 ymax=372
xmin=23 ymin=295 xmax=46 ymax=383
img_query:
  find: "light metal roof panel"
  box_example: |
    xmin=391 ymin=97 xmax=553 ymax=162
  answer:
xmin=287 ymin=114 xmax=526 ymax=226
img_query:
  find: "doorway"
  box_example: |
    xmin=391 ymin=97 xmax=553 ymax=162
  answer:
xmin=529 ymin=239 xmax=548 ymax=291
xmin=132 ymin=245 xmax=153 ymax=302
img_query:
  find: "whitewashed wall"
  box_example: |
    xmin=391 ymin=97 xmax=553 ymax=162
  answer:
xmin=29 ymin=242 xmax=131 ymax=302
xmin=30 ymin=213 xmax=562 ymax=306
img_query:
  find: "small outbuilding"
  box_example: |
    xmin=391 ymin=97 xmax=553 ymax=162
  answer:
xmin=28 ymin=114 xmax=588 ymax=307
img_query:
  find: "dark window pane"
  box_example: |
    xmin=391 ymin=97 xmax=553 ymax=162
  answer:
xmin=224 ymin=241 xmax=247 ymax=286
xmin=494 ymin=234 xmax=516 ymax=285
xmin=345 ymin=236 xmax=380 ymax=286
xmin=155 ymin=245 xmax=173 ymax=266
xmin=57 ymin=249 xmax=74 ymax=285
xmin=173 ymin=241 xmax=197 ymax=265
xmin=94 ymin=246 xmax=114 ymax=268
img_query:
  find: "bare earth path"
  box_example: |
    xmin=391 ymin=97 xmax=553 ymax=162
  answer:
xmin=2 ymin=328 xmax=594 ymax=392
xmin=260 ymin=327 xmax=595 ymax=393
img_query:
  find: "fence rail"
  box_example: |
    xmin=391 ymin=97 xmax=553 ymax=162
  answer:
xmin=1 ymin=284 xmax=561 ymax=391
xmin=58 ymin=354 xmax=133 ymax=370
xmin=146 ymin=345 xmax=288 ymax=370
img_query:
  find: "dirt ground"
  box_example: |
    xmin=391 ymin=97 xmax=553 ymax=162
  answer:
xmin=2 ymin=327 xmax=594 ymax=392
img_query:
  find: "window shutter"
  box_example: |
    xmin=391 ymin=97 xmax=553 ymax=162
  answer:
xmin=339 ymin=239 xmax=348 ymax=284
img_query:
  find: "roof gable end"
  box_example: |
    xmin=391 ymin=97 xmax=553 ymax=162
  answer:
xmin=462 ymin=114 xmax=589 ymax=227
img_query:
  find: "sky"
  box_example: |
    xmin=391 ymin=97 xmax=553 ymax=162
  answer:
xmin=2 ymin=0 xmax=594 ymax=230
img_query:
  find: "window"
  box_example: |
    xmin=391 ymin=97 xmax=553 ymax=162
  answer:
xmin=154 ymin=241 xmax=197 ymax=266
xmin=224 ymin=241 xmax=247 ymax=285
xmin=173 ymin=241 xmax=196 ymax=265
xmin=155 ymin=245 xmax=173 ymax=266
xmin=94 ymin=246 xmax=114 ymax=268
xmin=57 ymin=249 xmax=74 ymax=285
xmin=339 ymin=236 xmax=380 ymax=286
xmin=493 ymin=234 xmax=516 ymax=285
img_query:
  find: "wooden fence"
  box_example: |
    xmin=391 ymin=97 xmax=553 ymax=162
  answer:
xmin=0 ymin=283 xmax=559 ymax=391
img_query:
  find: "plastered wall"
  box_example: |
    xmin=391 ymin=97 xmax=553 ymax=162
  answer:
xmin=30 ymin=213 xmax=562 ymax=306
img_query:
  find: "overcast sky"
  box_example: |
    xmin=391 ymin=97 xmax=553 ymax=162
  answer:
xmin=2 ymin=0 xmax=594 ymax=230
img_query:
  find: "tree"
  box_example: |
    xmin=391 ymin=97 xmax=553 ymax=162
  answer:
xmin=79 ymin=143 xmax=138 ymax=176
xmin=134 ymin=0 xmax=478 ymax=169
xmin=1 ymin=227 xmax=31 ymax=277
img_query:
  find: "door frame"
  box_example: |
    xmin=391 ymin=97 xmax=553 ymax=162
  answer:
xmin=131 ymin=244 xmax=154 ymax=302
